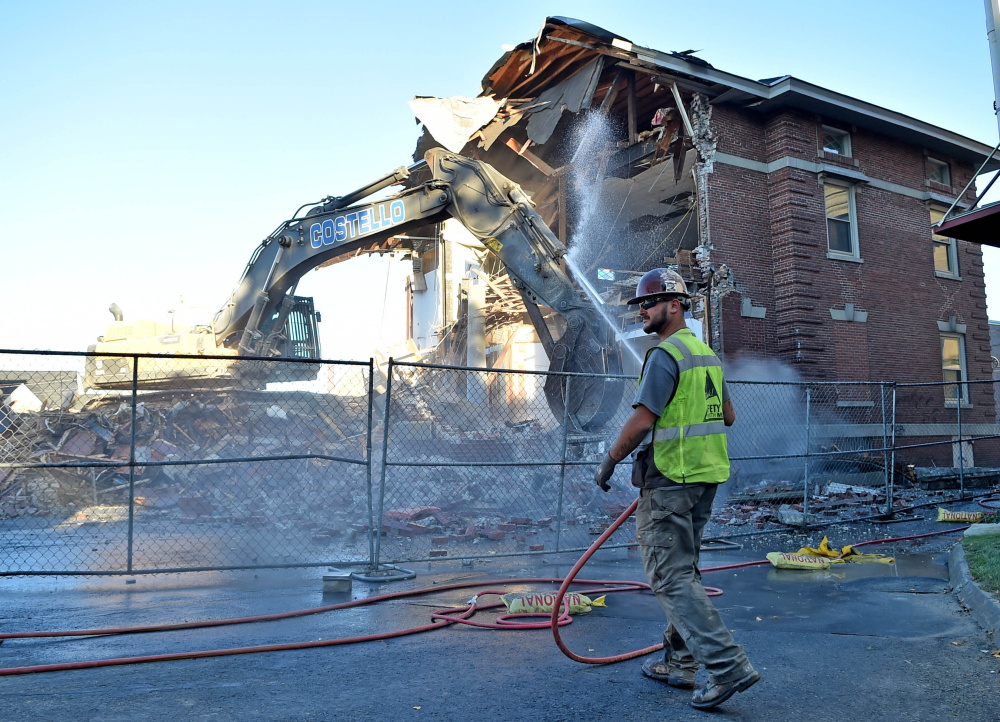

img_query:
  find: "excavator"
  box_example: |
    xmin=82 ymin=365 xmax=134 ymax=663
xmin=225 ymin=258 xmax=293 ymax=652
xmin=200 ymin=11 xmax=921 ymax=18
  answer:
xmin=86 ymin=148 xmax=623 ymax=429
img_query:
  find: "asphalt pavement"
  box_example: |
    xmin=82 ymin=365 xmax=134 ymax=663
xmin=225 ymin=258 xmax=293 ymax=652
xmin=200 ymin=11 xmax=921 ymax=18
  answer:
xmin=2 ymin=517 xmax=1000 ymax=721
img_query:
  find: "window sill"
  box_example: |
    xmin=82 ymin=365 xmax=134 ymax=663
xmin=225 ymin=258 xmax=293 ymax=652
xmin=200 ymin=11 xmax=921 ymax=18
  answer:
xmin=934 ymin=271 xmax=962 ymax=281
xmin=944 ymin=401 xmax=973 ymax=409
xmin=826 ymin=252 xmax=864 ymax=263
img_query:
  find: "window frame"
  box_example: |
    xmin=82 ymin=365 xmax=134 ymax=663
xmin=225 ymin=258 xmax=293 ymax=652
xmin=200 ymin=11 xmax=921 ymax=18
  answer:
xmin=927 ymin=157 xmax=951 ymax=187
xmin=940 ymin=332 xmax=969 ymax=406
xmin=823 ymin=180 xmax=861 ymax=261
xmin=928 ymin=205 xmax=960 ymax=279
xmin=822 ymin=125 xmax=852 ymax=157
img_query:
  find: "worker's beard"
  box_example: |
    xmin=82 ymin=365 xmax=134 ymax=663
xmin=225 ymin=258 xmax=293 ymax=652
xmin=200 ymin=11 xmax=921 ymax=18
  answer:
xmin=642 ymin=311 xmax=669 ymax=336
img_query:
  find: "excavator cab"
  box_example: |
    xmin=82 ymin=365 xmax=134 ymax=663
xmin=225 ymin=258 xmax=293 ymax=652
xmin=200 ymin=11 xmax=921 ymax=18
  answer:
xmin=260 ymin=296 xmax=323 ymax=383
xmin=85 ymin=296 xmax=322 ymax=389
xmin=270 ymin=297 xmax=321 ymax=361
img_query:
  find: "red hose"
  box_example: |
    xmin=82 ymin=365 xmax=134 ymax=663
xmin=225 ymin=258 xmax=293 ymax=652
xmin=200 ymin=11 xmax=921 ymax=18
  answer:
xmin=0 ymin=576 xmax=643 ymax=642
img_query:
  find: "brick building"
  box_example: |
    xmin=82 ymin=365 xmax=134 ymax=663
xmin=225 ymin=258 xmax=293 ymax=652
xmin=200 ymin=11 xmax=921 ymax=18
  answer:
xmin=406 ymin=17 xmax=999 ymax=465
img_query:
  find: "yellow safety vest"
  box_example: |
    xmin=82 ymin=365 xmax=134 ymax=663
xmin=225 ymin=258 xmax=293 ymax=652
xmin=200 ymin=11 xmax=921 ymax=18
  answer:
xmin=638 ymin=328 xmax=730 ymax=485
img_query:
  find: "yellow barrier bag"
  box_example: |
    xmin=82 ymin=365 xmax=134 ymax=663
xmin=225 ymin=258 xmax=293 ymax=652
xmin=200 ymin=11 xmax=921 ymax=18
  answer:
xmin=766 ymin=552 xmax=832 ymax=570
xmin=501 ymin=592 xmax=607 ymax=615
xmin=796 ymin=536 xmax=842 ymax=559
xmin=795 ymin=536 xmax=894 ymax=565
xmin=937 ymin=508 xmax=991 ymax=523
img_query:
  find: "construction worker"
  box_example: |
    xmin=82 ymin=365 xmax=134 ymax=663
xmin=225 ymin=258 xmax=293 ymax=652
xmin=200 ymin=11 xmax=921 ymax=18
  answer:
xmin=593 ymin=268 xmax=759 ymax=710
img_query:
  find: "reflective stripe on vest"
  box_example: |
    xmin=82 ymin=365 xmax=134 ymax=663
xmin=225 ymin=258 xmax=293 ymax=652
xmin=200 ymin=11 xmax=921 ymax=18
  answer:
xmin=641 ymin=421 xmax=729 ymax=445
xmin=639 ymin=328 xmax=730 ymax=485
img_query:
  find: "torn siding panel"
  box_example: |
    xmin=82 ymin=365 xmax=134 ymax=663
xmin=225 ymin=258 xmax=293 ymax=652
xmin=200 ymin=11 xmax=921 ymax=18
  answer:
xmin=525 ymin=57 xmax=604 ymax=144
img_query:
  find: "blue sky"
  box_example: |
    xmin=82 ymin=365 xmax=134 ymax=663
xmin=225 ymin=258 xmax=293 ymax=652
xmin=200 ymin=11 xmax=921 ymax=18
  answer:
xmin=2 ymin=1 xmax=999 ymax=360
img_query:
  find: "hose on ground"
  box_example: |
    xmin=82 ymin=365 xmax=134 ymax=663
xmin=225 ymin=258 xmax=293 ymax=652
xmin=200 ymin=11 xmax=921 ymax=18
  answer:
xmin=0 ymin=501 xmax=971 ymax=677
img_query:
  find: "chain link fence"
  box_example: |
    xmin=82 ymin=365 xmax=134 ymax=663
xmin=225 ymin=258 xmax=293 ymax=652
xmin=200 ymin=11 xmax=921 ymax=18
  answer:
xmin=374 ymin=360 xmax=639 ymax=565
xmin=1 ymin=351 xmax=373 ymax=574
xmin=2 ymin=349 xmax=999 ymax=575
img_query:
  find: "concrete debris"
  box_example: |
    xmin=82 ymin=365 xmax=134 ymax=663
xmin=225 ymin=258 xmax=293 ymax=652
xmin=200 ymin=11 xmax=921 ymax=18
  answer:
xmin=905 ymin=466 xmax=1000 ymax=490
xmin=713 ymin=478 xmax=930 ymax=529
xmin=0 ymin=390 xmax=371 ymax=530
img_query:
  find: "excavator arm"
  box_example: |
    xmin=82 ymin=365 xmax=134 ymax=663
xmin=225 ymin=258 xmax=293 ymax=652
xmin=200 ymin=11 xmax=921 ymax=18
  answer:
xmin=91 ymin=149 xmax=623 ymax=429
xmin=219 ymin=148 xmax=623 ymax=428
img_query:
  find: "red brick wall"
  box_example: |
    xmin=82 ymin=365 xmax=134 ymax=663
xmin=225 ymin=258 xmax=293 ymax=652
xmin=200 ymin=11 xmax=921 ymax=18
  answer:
xmin=706 ymin=103 xmax=997 ymax=463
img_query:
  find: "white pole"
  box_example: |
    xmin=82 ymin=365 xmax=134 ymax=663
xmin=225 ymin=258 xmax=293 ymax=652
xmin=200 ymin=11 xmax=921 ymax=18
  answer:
xmin=985 ymin=0 xmax=1000 ymax=138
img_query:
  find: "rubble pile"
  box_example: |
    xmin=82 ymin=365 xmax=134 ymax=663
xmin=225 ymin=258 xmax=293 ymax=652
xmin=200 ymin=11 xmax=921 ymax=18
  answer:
xmin=375 ymin=457 xmax=631 ymax=554
xmin=713 ymin=479 xmax=924 ymax=529
xmin=0 ymin=390 xmax=371 ymax=532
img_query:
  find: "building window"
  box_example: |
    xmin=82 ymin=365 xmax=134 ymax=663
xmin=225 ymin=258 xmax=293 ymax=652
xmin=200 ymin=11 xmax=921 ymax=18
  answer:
xmin=929 ymin=206 xmax=959 ymax=278
xmin=941 ymin=333 xmax=968 ymax=404
xmin=824 ymin=182 xmax=859 ymax=259
xmin=928 ymin=157 xmax=951 ymax=186
xmin=822 ymin=126 xmax=851 ymax=156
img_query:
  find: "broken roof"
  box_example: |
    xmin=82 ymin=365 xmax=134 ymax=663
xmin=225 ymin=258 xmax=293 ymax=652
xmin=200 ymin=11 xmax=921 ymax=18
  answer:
xmin=464 ymin=16 xmax=998 ymax=171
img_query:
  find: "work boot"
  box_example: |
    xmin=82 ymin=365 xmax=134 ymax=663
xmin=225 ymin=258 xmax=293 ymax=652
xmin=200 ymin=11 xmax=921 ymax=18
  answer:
xmin=690 ymin=668 xmax=760 ymax=710
xmin=641 ymin=657 xmax=696 ymax=689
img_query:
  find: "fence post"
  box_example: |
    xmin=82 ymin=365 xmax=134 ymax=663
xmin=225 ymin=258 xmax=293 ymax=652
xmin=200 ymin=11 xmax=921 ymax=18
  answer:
xmin=803 ymin=385 xmax=811 ymax=527
xmin=957 ymin=380 xmax=965 ymax=498
xmin=126 ymin=354 xmax=139 ymax=574
xmin=888 ymin=383 xmax=897 ymax=515
xmin=880 ymin=382 xmax=890 ymax=510
xmin=371 ymin=358 xmax=394 ymax=573
xmin=365 ymin=359 xmax=376 ymax=569
xmin=555 ymin=376 xmax=572 ymax=553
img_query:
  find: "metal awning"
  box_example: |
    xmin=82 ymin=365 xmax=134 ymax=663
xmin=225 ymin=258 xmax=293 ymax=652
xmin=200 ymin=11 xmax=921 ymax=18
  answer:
xmin=934 ymin=201 xmax=1000 ymax=246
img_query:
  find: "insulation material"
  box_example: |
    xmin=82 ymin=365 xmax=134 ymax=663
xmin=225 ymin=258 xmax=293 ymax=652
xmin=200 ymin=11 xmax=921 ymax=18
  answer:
xmin=6 ymin=384 xmax=43 ymax=413
xmin=409 ymin=96 xmax=503 ymax=153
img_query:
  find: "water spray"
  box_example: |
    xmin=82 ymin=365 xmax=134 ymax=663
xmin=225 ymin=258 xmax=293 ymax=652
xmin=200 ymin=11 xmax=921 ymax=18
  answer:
xmin=564 ymin=256 xmax=642 ymax=366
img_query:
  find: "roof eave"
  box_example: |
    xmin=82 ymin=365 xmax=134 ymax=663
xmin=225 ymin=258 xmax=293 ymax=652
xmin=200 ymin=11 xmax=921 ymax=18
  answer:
xmin=630 ymin=46 xmax=999 ymax=173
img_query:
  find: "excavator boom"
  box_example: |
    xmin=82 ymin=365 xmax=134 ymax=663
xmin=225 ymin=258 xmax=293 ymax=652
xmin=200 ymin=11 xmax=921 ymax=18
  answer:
xmin=88 ymin=149 xmax=623 ymax=429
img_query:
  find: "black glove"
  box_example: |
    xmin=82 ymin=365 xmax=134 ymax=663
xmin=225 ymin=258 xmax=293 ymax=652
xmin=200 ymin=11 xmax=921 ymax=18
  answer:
xmin=594 ymin=453 xmax=617 ymax=492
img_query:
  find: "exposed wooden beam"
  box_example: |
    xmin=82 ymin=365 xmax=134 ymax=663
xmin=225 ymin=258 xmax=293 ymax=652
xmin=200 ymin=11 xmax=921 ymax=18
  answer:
xmin=627 ymin=70 xmax=638 ymax=145
xmin=557 ymin=174 xmax=567 ymax=244
xmin=599 ymin=69 xmax=626 ymax=114
xmin=670 ymin=82 xmax=695 ymax=139
xmin=504 ymin=137 xmax=564 ymax=177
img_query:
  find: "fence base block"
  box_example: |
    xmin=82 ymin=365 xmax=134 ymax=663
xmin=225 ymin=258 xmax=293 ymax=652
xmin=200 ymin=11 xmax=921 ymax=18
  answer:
xmin=352 ymin=564 xmax=416 ymax=583
xmin=322 ymin=568 xmax=353 ymax=594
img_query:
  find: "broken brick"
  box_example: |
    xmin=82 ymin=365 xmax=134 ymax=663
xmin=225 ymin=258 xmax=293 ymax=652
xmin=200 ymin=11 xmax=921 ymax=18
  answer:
xmin=385 ymin=506 xmax=441 ymax=521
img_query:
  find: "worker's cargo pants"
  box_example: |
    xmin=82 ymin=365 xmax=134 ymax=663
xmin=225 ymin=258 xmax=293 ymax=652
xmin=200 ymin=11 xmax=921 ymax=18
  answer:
xmin=635 ymin=483 xmax=753 ymax=684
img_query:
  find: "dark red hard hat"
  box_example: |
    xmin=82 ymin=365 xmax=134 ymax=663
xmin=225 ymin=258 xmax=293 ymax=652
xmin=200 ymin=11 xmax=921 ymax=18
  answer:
xmin=626 ymin=268 xmax=689 ymax=305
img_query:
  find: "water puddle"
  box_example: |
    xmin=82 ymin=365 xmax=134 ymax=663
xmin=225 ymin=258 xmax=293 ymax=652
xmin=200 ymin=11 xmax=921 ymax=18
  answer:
xmin=765 ymin=553 xmax=947 ymax=584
